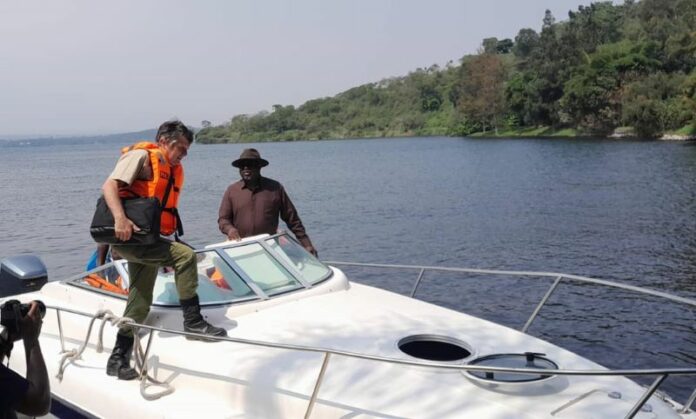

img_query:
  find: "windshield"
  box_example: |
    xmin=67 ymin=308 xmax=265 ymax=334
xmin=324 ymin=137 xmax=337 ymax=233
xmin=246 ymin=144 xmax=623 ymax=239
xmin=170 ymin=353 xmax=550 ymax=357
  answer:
xmin=264 ymin=235 xmax=330 ymax=284
xmin=223 ymin=242 xmax=303 ymax=296
xmin=71 ymin=233 xmax=332 ymax=305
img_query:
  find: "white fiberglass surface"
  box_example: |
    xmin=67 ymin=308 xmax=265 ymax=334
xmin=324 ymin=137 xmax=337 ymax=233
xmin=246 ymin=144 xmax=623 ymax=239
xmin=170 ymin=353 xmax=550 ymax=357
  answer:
xmin=264 ymin=235 xmax=330 ymax=284
xmin=223 ymin=243 xmax=303 ymax=295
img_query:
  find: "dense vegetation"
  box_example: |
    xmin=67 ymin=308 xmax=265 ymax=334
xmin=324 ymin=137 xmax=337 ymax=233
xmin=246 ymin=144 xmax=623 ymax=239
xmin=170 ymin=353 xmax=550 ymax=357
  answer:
xmin=197 ymin=0 xmax=696 ymax=143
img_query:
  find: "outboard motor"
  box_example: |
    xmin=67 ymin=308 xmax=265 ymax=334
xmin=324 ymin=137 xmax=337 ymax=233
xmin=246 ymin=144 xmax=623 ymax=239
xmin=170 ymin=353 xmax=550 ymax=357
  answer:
xmin=0 ymin=255 xmax=48 ymax=297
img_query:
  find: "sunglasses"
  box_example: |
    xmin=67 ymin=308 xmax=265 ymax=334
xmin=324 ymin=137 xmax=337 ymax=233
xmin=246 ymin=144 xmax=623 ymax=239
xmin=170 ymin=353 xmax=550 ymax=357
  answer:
xmin=239 ymin=161 xmax=260 ymax=169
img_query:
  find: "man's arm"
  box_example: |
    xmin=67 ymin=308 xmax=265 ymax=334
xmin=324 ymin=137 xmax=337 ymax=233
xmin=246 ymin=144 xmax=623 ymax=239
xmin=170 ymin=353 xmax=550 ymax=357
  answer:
xmin=102 ymin=149 xmax=148 ymax=242
xmin=218 ymin=186 xmax=241 ymax=241
xmin=15 ymin=302 xmax=50 ymax=416
xmin=102 ymin=178 xmax=140 ymax=242
xmin=278 ymin=186 xmax=317 ymax=257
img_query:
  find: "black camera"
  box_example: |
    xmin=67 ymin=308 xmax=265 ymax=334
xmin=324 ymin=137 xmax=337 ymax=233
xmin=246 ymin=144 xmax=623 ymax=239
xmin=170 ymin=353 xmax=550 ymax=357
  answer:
xmin=0 ymin=299 xmax=46 ymax=343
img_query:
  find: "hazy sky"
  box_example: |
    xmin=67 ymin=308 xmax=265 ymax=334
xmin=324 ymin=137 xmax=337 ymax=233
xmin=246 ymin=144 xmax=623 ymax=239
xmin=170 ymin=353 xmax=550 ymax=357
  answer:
xmin=1 ymin=0 xmax=618 ymax=137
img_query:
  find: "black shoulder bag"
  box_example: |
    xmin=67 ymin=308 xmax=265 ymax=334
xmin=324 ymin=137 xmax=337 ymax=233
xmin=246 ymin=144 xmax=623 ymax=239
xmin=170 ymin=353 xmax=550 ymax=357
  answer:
xmin=89 ymin=173 xmax=178 ymax=246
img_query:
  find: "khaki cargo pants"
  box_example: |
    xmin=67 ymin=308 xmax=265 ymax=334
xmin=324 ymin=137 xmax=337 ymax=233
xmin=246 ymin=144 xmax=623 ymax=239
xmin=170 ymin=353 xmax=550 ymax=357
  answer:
xmin=113 ymin=239 xmax=198 ymax=336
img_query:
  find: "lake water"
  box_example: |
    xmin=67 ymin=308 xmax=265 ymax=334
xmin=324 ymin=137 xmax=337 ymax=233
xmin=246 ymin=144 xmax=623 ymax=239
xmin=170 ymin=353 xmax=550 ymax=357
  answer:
xmin=1 ymin=136 xmax=695 ymax=402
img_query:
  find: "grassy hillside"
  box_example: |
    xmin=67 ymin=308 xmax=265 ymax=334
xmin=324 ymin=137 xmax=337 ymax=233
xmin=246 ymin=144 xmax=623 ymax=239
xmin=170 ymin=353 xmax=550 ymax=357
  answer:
xmin=198 ymin=0 xmax=696 ymax=143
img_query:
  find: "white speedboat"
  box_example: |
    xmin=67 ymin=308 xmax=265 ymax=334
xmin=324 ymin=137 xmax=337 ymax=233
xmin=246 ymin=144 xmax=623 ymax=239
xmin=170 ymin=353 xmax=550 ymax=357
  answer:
xmin=2 ymin=233 xmax=694 ymax=418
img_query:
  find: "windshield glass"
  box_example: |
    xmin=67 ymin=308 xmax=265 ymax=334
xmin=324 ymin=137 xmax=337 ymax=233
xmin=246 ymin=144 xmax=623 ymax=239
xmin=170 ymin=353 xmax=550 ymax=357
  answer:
xmin=264 ymin=236 xmax=331 ymax=284
xmin=72 ymin=233 xmax=332 ymax=304
xmin=148 ymin=250 xmax=256 ymax=305
xmin=223 ymin=242 xmax=303 ymax=296
xmin=74 ymin=262 xmax=128 ymax=296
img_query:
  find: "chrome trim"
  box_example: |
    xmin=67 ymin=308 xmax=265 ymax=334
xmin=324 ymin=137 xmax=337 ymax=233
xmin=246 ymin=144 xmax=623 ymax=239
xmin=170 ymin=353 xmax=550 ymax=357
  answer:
xmin=680 ymin=387 xmax=696 ymax=414
xmin=282 ymin=233 xmax=333 ymax=285
xmin=56 ymin=310 xmax=66 ymax=353
xmin=625 ymin=375 xmax=668 ymax=419
xmin=63 ymin=233 xmax=331 ymax=305
xmin=522 ymin=275 xmax=563 ymax=333
xmin=114 ymin=260 xmax=130 ymax=288
xmin=258 ymin=239 xmax=311 ymax=288
xmin=410 ymin=268 xmax=426 ymax=298
xmin=215 ymin=248 xmax=269 ymax=299
xmin=323 ymin=261 xmax=696 ymax=308
xmin=305 ymin=352 xmax=331 ymax=419
xmin=63 ymin=260 xmax=121 ymax=283
xmin=44 ymin=304 xmax=696 ymax=376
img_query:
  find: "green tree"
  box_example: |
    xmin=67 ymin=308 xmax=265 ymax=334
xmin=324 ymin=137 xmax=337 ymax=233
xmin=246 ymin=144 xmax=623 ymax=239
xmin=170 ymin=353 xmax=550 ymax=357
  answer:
xmin=622 ymin=72 xmax=690 ymax=137
xmin=560 ymin=40 xmax=662 ymax=132
xmin=506 ymin=71 xmax=546 ymax=126
xmin=496 ymin=39 xmax=514 ymax=54
xmin=482 ymin=37 xmax=498 ymax=54
xmin=456 ymin=53 xmax=507 ymax=133
xmin=513 ymin=28 xmax=540 ymax=59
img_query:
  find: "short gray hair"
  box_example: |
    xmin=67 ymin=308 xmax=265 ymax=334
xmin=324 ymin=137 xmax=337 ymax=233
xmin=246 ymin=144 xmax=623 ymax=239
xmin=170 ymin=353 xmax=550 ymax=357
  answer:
xmin=156 ymin=120 xmax=194 ymax=145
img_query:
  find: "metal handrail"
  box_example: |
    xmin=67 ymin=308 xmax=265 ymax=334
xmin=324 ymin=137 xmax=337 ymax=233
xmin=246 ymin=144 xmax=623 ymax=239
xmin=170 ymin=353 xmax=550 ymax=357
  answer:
xmin=323 ymin=261 xmax=696 ymax=308
xmin=324 ymin=261 xmax=696 ymax=416
xmin=48 ymin=300 xmax=695 ymax=419
xmin=47 ymin=304 xmax=696 ymax=377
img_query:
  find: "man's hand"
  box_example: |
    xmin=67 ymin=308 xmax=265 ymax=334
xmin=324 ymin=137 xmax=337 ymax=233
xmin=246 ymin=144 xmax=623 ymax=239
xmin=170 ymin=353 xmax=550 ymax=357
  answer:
xmin=102 ymin=178 xmax=139 ymax=242
xmin=226 ymin=229 xmax=241 ymax=241
xmin=19 ymin=302 xmax=42 ymax=344
xmin=114 ymin=216 xmax=140 ymax=242
xmin=305 ymin=245 xmax=318 ymax=258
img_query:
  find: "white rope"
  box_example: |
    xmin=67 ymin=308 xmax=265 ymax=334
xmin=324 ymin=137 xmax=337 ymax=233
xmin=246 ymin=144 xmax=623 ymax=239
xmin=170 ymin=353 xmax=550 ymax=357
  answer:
xmin=54 ymin=308 xmax=175 ymax=400
xmin=56 ymin=309 xmax=116 ymax=380
xmin=133 ymin=332 xmax=175 ymax=400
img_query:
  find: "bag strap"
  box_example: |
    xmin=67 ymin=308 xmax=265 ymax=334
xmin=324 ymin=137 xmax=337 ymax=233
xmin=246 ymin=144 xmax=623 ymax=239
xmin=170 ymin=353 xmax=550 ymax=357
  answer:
xmin=174 ymin=208 xmax=184 ymax=237
xmin=160 ymin=172 xmax=175 ymax=211
xmin=160 ymin=173 xmax=185 ymax=238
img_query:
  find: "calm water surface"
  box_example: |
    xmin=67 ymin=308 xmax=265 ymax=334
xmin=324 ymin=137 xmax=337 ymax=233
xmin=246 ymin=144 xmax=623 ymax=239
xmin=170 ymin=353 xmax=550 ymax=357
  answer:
xmin=1 ymin=137 xmax=695 ymax=401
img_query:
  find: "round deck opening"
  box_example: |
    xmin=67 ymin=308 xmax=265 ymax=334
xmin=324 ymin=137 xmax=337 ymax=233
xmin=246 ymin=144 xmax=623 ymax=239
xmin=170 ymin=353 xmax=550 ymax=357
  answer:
xmin=398 ymin=335 xmax=471 ymax=362
xmin=467 ymin=352 xmax=558 ymax=383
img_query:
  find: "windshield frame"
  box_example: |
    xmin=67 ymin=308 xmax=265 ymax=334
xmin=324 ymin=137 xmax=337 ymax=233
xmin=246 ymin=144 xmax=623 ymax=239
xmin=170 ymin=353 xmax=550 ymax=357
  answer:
xmin=66 ymin=232 xmax=333 ymax=306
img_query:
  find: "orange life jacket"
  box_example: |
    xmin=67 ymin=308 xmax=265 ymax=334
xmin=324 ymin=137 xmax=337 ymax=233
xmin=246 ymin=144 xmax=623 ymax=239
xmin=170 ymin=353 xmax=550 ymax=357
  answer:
xmin=210 ymin=268 xmax=232 ymax=290
xmin=85 ymin=274 xmax=128 ymax=295
xmin=118 ymin=142 xmax=184 ymax=236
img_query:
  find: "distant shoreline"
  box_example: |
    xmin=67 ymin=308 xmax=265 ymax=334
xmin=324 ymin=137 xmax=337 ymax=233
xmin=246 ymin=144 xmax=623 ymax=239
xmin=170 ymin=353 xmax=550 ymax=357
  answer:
xmin=2 ymin=128 xmax=694 ymax=148
xmin=196 ymin=126 xmax=696 ymax=144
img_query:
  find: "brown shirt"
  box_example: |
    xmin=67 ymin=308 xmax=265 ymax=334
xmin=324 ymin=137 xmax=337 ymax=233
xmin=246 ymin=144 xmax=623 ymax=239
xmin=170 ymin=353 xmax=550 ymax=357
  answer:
xmin=218 ymin=177 xmax=313 ymax=248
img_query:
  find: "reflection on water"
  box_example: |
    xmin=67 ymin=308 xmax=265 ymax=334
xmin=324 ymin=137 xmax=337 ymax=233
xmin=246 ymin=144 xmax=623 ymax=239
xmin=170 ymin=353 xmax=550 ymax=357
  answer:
xmin=1 ymin=137 xmax=695 ymax=401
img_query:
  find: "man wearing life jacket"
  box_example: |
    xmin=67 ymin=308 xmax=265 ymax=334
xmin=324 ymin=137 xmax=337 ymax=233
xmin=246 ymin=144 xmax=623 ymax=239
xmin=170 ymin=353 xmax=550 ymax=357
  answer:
xmin=101 ymin=120 xmax=226 ymax=381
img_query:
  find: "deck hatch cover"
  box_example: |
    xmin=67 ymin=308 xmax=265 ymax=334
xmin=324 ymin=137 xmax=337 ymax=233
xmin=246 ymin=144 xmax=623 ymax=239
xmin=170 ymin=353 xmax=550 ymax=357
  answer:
xmin=467 ymin=352 xmax=557 ymax=383
xmin=397 ymin=334 xmax=472 ymax=361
